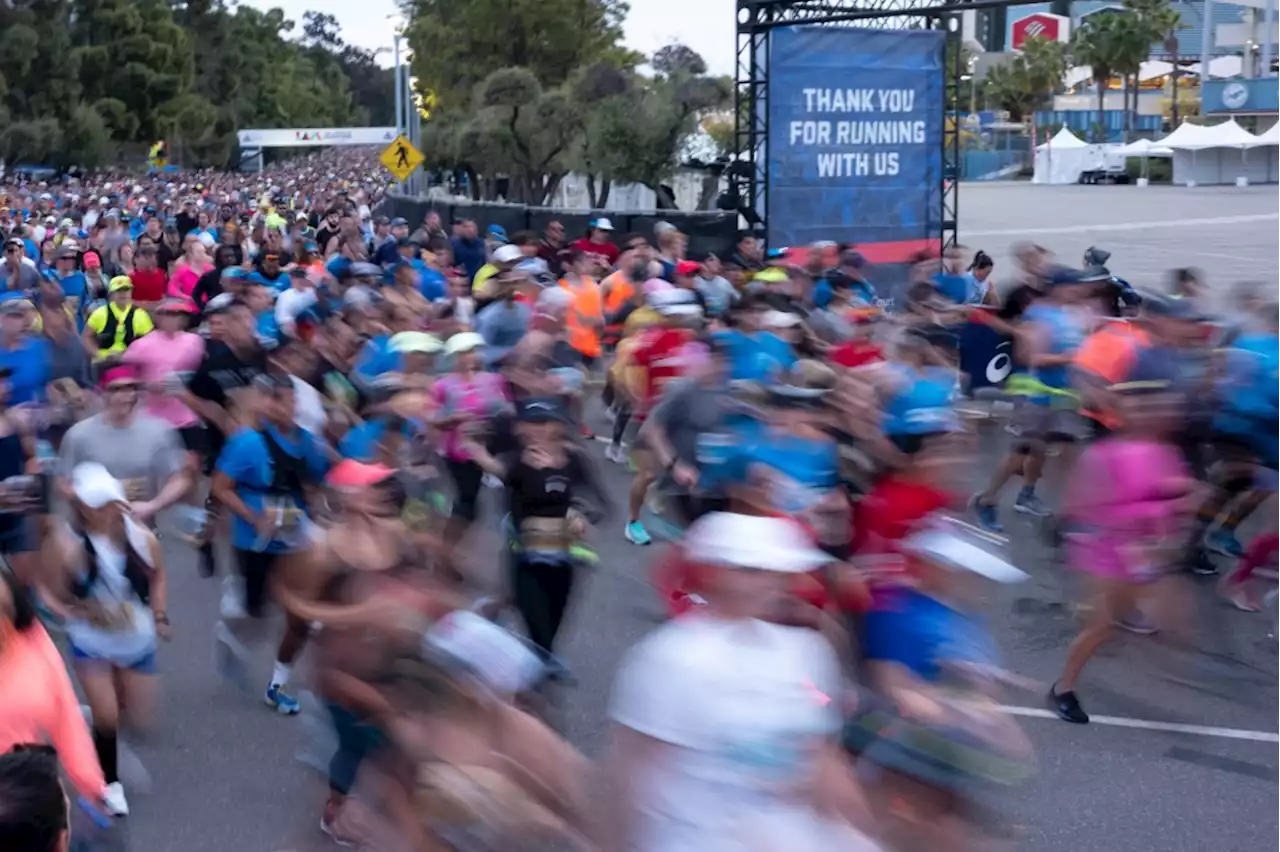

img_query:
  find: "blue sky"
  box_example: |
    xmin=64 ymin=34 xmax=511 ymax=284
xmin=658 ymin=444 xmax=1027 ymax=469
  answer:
xmin=250 ymin=0 xmax=737 ymax=75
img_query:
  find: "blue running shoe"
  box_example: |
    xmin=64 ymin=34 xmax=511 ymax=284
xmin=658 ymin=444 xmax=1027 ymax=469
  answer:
xmin=970 ymin=494 xmax=1004 ymax=533
xmin=1204 ymin=529 xmax=1245 ymax=559
xmin=624 ymin=520 xmax=652 ymax=546
xmin=265 ymin=683 xmax=301 ymax=715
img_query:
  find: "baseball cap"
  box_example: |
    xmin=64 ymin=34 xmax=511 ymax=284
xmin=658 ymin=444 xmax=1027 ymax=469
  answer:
xmin=389 ymin=331 xmax=444 ymax=354
xmin=591 ymin=217 xmax=615 ymax=231
xmin=486 ymin=224 xmax=508 ymax=242
xmin=82 ymin=252 xmax=102 ymax=270
xmin=493 ymin=244 xmax=523 ymax=265
xmin=107 ymin=275 xmax=133 ymax=293
xmin=674 ymin=260 xmax=700 ymax=277
xmin=516 ymin=397 xmax=568 ymax=424
xmin=390 ymin=217 xmax=408 ymax=227
xmin=156 ymin=297 xmax=198 ymax=314
xmin=443 ymin=331 xmax=485 ymax=356
xmin=71 ymin=463 xmax=127 ymax=508
xmin=0 ymin=296 xmax=34 ymax=316
xmin=326 ymin=459 xmax=396 ymax=490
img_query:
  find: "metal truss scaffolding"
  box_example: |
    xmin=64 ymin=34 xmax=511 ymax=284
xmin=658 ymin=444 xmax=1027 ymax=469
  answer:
xmin=733 ymin=0 xmax=973 ymax=251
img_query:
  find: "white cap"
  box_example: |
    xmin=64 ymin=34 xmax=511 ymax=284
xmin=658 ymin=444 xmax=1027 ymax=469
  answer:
xmin=763 ymin=310 xmax=802 ymax=329
xmin=390 ymin=331 xmax=444 ymax=354
xmin=71 ymin=463 xmax=127 ymax=508
xmin=424 ymin=610 xmax=544 ymax=696
xmin=685 ymin=512 xmax=832 ymax=573
xmin=592 ymin=217 xmax=615 ymax=231
xmin=443 ymin=331 xmax=485 ymax=356
xmin=492 ymin=244 xmax=523 ymax=264
xmin=97 ymin=196 xmax=108 ymax=205
xmin=198 ymin=232 xmax=216 ymax=248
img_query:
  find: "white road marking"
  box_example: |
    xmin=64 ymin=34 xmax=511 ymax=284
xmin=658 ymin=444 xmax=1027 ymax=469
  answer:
xmin=1001 ymin=705 xmax=1280 ymax=743
xmin=965 ymin=212 xmax=1280 ymax=238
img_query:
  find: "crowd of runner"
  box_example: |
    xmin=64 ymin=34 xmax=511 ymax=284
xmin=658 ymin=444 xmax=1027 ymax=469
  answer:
xmin=0 ymin=148 xmax=1276 ymax=852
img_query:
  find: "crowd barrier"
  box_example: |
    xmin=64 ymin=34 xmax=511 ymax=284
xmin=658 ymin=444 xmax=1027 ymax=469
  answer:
xmin=377 ymin=194 xmax=740 ymax=260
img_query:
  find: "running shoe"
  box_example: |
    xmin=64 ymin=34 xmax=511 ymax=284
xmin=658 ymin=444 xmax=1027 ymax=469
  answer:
xmin=605 ymin=441 xmax=627 ymax=465
xmin=624 ymin=520 xmax=652 ymax=546
xmin=1190 ymin=550 xmax=1219 ymax=576
xmin=1013 ymin=493 xmax=1052 ymax=517
xmin=103 ymin=782 xmax=129 ymax=817
xmin=1048 ymin=684 xmax=1089 ymax=724
xmin=1114 ymin=611 xmax=1158 ymax=635
xmin=219 ymin=577 xmax=246 ymax=620
xmin=321 ymin=799 xmax=358 ymax=848
xmin=1204 ymin=529 xmax=1246 ymax=559
xmin=265 ymin=683 xmax=302 ymax=715
xmin=969 ymin=494 xmax=1004 ymax=533
xmin=579 ymin=422 xmax=594 ymax=439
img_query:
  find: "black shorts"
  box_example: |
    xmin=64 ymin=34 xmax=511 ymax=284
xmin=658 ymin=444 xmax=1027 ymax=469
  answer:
xmin=446 ymin=458 xmax=484 ymax=523
xmin=234 ymin=548 xmax=284 ymax=618
xmin=178 ymin=425 xmax=208 ymax=455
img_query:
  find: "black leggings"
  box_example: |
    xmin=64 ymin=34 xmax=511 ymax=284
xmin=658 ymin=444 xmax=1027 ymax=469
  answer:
xmin=511 ymin=556 xmax=575 ymax=656
xmin=235 ymin=548 xmax=283 ymax=618
xmin=447 ymin=459 xmax=485 ymax=523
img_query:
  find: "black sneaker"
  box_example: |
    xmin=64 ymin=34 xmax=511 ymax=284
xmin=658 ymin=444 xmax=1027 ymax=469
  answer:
xmin=1189 ymin=551 xmax=1218 ymax=576
xmin=1049 ymin=684 xmax=1089 ymax=724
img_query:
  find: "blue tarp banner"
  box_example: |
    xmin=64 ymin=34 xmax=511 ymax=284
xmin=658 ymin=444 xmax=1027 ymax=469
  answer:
xmin=766 ymin=27 xmax=945 ymax=256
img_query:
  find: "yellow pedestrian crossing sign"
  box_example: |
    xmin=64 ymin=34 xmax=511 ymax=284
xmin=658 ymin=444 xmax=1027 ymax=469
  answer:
xmin=380 ymin=134 xmax=424 ymax=182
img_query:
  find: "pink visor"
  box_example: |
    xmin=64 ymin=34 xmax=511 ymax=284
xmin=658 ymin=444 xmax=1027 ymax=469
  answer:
xmin=326 ymin=459 xmax=396 ymax=490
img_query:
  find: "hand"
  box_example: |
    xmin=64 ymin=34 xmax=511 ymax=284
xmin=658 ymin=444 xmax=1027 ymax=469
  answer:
xmin=130 ymin=500 xmax=158 ymax=523
xmin=155 ymin=615 xmax=172 ymax=641
xmin=568 ymin=513 xmax=587 ymax=538
xmin=253 ymin=512 xmax=276 ymax=541
xmin=670 ymin=461 xmax=699 ymax=490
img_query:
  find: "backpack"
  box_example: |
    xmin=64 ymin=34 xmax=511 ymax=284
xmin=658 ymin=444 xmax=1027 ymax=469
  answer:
xmin=94 ymin=304 xmax=139 ymax=351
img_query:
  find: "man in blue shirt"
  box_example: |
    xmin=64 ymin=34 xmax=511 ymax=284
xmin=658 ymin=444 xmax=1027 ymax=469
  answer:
xmin=48 ymin=246 xmax=88 ymax=317
xmin=450 ymin=219 xmax=486 ymax=283
xmin=211 ymin=374 xmax=330 ymax=715
xmin=0 ymin=296 xmax=50 ymax=404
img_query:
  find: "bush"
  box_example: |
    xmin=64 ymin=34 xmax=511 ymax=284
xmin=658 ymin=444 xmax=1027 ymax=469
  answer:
xmin=1124 ymin=156 xmax=1172 ymax=183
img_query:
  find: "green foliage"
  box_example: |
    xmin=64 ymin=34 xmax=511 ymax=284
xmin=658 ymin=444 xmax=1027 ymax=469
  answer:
xmin=0 ymin=0 xmax=393 ymax=169
xmin=1071 ymin=10 xmax=1153 ymax=140
xmin=981 ymin=37 xmax=1069 ymax=123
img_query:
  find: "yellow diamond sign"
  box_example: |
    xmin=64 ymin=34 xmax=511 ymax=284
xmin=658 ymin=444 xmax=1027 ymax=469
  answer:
xmin=380 ymin=134 xmax=424 ymax=182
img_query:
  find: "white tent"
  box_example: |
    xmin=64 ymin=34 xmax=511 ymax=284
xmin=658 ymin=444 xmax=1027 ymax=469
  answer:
xmin=1137 ymin=60 xmax=1174 ymax=82
xmin=1114 ymin=138 xmax=1173 ymax=157
xmin=1185 ymin=56 xmax=1245 ymax=78
xmin=1252 ymin=123 xmax=1280 ymax=146
xmin=1033 ymin=127 xmax=1126 ymax=185
xmin=1163 ymin=120 xmax=1275 ymax=185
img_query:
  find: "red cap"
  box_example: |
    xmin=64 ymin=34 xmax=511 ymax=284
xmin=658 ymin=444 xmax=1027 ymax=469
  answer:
xmin=674 ymin=260 xmax=700 ymax=277
xmin=99 ymin=365 xmax=141 ymax=388
xmin=83 ymin=252 xmax=101 ymax=269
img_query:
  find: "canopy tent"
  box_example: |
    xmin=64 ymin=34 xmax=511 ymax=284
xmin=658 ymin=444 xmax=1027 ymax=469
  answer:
xmin=1248 ymin=122 xmax=1280 ymax=146
xmin=1032 ymin=127 xmax=1124 ymax=184
xmin=1114 ymin=138 xmax=1173 ymax=157
xmin=1161 ymin=120 xmax=1276 ymax=185
xmin=1185 ymin=56 xmax=1245 ymax=78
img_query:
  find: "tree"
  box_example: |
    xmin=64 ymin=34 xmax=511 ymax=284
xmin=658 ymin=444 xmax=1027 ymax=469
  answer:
xmin=1071 ymin=11 xmax=1150 ymax=141
xmin=401 ymin=0 xmax=639 ymax=113
xmin=1125 ymin=0 xmax=1183 ymax=126
xmin=981 ymin=36 xmax=1068 ymax=145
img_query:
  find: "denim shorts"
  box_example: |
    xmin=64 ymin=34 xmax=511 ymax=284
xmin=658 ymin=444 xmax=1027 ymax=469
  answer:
xmin=70 ymin=643 xmax=159 ymax=675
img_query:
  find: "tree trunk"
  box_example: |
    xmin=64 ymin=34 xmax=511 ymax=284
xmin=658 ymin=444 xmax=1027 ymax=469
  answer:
xmin=597 ymin=178 xmax=611 ymax=209
xmin=1170 ymin=45 xmax=1180 ymax=128
xmin=587 ymin=174 xmax=600 ymax=209
xmin=1124 ymin=75 xmax=1133 ymax=142
xmin=465 ymin=167 xmax=481 ymax=201
xmin=540 ymin=172 xmax=566 ymax=207
xmin=1096 ymin=72 xmax=1107 ymax=142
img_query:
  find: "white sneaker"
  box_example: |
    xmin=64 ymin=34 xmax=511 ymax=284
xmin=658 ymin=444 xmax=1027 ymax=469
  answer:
xmin=482 ymin=473 xmax=502 ymax=489
xmin=219 ymin=577 xmax=247 ymax=620
xmin=103 ymin=781 xmax=129 ymax=817
xmin=605 ymin=442 xmax=627 ymax=465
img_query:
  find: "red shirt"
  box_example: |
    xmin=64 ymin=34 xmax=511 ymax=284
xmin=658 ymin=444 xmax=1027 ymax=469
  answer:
xmin=630 ymin=327 xmax=694 ymax=414
xmin=830 ymin=339 xmax=884 ymax=369
xmin=852 ymin=475 xmax=952 ymax=555
xmin=129 ymin=268 xmax=168 ymax=303
xmin=569 ymin=238 xmax=619 ymax=269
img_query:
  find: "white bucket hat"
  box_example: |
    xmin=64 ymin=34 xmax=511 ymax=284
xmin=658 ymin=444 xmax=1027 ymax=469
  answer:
xmin=685 ymin=512 xmax=832 ymax=573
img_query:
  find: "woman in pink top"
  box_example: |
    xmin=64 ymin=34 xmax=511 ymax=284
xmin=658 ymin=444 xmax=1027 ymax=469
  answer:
xmin=166 ymin=235 xmax=212 ymax=300
xmin=432 ymin=332 xmax=511 ymax=552
xmin=1048 ymin=357 xmax=1198 ymax=725
xmin=0 ymin=569 xmax=107 ymax=805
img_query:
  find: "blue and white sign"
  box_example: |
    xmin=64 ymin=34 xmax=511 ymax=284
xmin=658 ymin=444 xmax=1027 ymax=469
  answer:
xmin=766 ymin=27 xmax=945 ymax=252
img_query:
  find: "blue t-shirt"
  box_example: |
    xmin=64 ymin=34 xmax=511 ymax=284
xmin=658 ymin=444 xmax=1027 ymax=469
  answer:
xmin=352 ymin=335 xmax=401 ymax=383
xmin=882 ymin=366 xmax=957 ymax=436
xmin=249 ymin=270 xmax=289 ymax=293
xmin=215 ymin=426 xmax=330 ymax=553
xmin=712 ymin=329 xmax=797 ymax=383
xmin=1023 ymin=304 xmax=1087 ymax=392
xmin=415 ymin=262 xmax=447 ymax=302
xmin=52 ymin=272 xmax=88 ymax=320
xmin=862 ymin=588 xmax=998 ymax=683
xmin=722 ymin=426 xmax=839 ymax=512
xmin=933 ymin=273 xmax=969 ymax=306
xmin=0 ymin=336 xmax=51 ymax=404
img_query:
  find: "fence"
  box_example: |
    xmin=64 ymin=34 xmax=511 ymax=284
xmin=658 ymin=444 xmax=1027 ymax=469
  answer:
xmin=377 ymin=195 xmax=741 ymax=261
xmin=960 ymin=150 xmax=1027 ymax=180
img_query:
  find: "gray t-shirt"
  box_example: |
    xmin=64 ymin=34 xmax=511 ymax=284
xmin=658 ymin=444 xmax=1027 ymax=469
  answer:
xmin=652 ymin=380 xmax=731 ymax=494
xmin=59 ymin=412 xmax=183 ymax=503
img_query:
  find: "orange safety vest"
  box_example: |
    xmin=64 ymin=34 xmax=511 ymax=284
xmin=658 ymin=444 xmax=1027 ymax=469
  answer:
xmin=600 ymin=271 xmax=636 ymax=348
xmin=560 ymin=277 xmax=603 ymax=359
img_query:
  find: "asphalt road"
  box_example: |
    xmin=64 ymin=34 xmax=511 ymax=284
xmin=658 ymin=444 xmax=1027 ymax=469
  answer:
xmin=85 ymin=407 xmax=1278 ymax=852
xmin=69 ymin=184 xmax=1280 ymax=851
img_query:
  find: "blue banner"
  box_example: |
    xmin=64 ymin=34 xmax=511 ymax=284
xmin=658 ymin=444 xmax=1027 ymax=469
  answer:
xmin=766 ymin=27 xmax=945 ymax=255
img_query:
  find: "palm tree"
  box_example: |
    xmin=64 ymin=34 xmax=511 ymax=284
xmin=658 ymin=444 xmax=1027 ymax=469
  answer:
xmin=1071 ymin=12 xmax=1139 ymax=141
xmin=1125 ymin=0 xmax=1183 ymax=126
xmin=983 ymin=36 xmax=1068 ymax=150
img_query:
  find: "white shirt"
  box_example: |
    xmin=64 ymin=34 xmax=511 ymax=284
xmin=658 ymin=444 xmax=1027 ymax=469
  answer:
xmin=275 ymin=286 xmax=318 ymax=333
xmin=610 ymin=614 xmax=868 ymax=852
xmin=64 ymin=518 xmax=157 ymax=666
xmin=290 ymin=374 xmax=326 ymax=436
